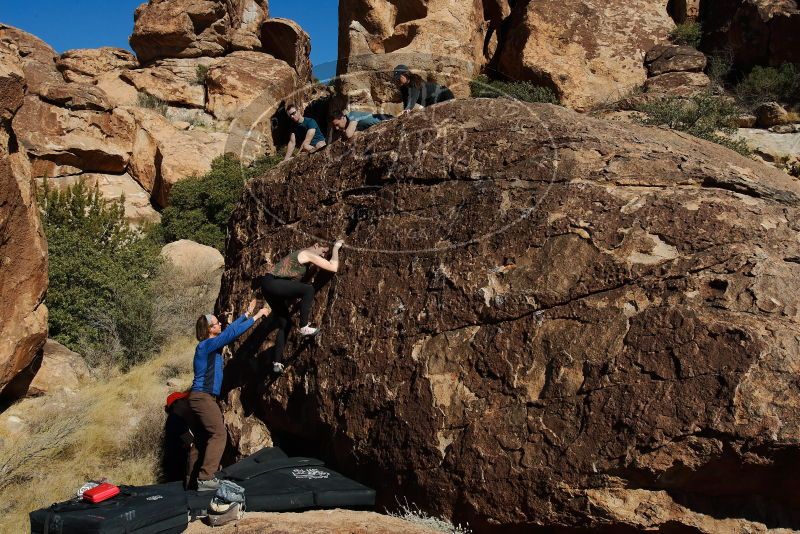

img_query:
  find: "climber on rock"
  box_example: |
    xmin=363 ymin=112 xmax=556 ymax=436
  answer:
xmin=330 ymin=109 xmax=394 ymax=140
xmin=284 ymin=103 xmax=326 ymax=160
xmin=393 ymin=64 xmax=455 ymax=114
xmin=189 ymin=299 xmax=270 ymax=491
xmin=260 ymin=240 xmax=344 ymax=374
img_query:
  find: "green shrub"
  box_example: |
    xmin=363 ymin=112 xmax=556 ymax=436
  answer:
xmin=634 ymin=93 xmax=752 ymax=156
xmin=137 ymin=92 xmax=168 ymax=115
xmin=470 ymin=75 xmax=559 ymax=104
xmin=161 ymin=154 xmax=281 ymax=250
xmin=669 ymin=22 xmax=702 ymax=47
xmin=707 ymin=49 xmax=733 ymax=92
xmin=735 ymin=64 xmax=800 ymax=108
xmin=38 ymin=179 xmax=163 ymax=367
xmin=195 ymin=64 xmax=209 ymax=85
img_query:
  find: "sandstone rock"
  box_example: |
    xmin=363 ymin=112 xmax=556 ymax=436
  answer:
xmin=0 ymin=150 xmax=47 ymax=402
xmin=770 ymin=124 xmax=800 ymax=134
xmin=54 ymin=173 xmax=161 ymax=224
xmin=183 ymin=510 xmax=443 ymax=534
xmin=95 ymin=71 xmax=140 ymax=107
xmin=645 ymin=71 xmax=710 ymax=96
xmin=337 ymin=0 xmax=487 ymax=111
xmin=668 ymin=0 xmax=701 ymax=23
xmin=27 ymin=340 xmax=91 ymax=397
xmin=735 ymin=128 xmax=800 ymax=164
xmin=755 ymin=101 xmax=790 ymax=128
xmin=260 ymin=18 xmax=312 ymax=84
xmin=130 ymin=0 xmax=269 ymax=64
xmin=122 ymin=106 xmax=227 ymax=206
xmin=701 ymin=0 xmax=800 ymax=70
xmin=0 ymin=53 xmax=25 ymax=122
xmin=497 ymin=0 xmax=674 ymax=110
xmin=645 ymin=44 xmax=706 ymax=76
xmin=735 ymin=113 xmax=758 ymax=128
xmin=13 ymin=96 xmax=134 ymax=176
xmin=0 ymin=24 xmax=62 ymax=96
xmin=223 ymin=387 xmax=272 ymax=457
xmin=56 ymin=48 xmax=138 ymax=83
xmin=36 ymin=80 xmax=112 ymax=111
xmin=219 ymin=99 xmax=800 ymax=531
xmin=161 ymin=239 xmax=224 ymax=282
xmin=121 ymin=57 xmax=216 ymax=108
xmin=205 ymin=51 xmax=297 ymax=120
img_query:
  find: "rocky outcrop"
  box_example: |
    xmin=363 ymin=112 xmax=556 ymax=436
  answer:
xmin=644 ymin=70 xmax=711 ymax=96
xmin=0 ymin=150 xmax=48 ymax=404
xmin=219 ymin=99 xmax=800 ymax=532
xmin=121 ymin=58 xmax=214 ymax=108
xmin=497 ymin=0 xmax=674 ymax=110
xmin=129 ymin=0 xmax=269 ymax=64
xmin=700 ymin=0 xmax=800 ymax=70
xmin=184 ymin=510 xmax=443 ymax=534
xmin=56 ymin=48 xmax=139 ymax=83
xmin=27 ymin=340 xmax=92 ymax=397
xmin=260 ymin=18 xmax=312 ymax=85
xmin=645 ymin=44 xmax=706 ymax=76
xmin=336 ymin=0 xmax=489 ymax=111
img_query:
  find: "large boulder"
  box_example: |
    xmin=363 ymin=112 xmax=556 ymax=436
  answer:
xmin=700 ymin=0 xmax=800 ymax=70
xmin=497 ymin=0 xmax=674 ymax=110
xmin=645 ymin=44 xmax=707 ymax=76
xmin=56 ymin=47 xmax=139 ymax=83
xmin=0 ymin=150 xmax=48 ymax=403
xmin=27 ymin=340 xmax=92 ymax=397
xmin=260 ymin=18 xmax=312 ymax=84
xmin=129 ymin=0 xmax=269 ymax=64
xmin=121 ymin=58 xmax=215 ymax=108
xmin=0 ymin=24 xmax=62 ymax=96
xmin=337 ymin=0 xmax=489 ymax=111
xmin=218 ymin=99 xmax=800 ymax=531
xmin=12 ymin=95 xmax=135 ymax=177
xmin=122 ymin=106 xmax=227 ymax=207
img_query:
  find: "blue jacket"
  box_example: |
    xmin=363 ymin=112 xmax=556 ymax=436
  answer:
xmin=192 ymin=314 xmax=255 ymax=396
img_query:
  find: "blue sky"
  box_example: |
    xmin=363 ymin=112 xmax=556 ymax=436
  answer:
xmin=1 ymin=1 xmax=339 ymax=76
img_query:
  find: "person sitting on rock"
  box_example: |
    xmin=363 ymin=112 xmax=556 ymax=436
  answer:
xmin=261 ymin=240 xmax=344 ymax=374
xmin=393 ymin=64 xmax=455 ymax=115
xmin=189 ymin=300 xmax=270 ymax=491
xmin=330 ymin=109 xmax=394 ymax=140
xmin=284 ymin=103 xmax=326 ymax=160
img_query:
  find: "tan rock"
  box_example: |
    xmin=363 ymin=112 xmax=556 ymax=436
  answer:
xmin=13 ymin=96 xmax=134 ymax=175
xmin=36 ymin=80 xmax=112 ymax=111
xmin=95 ymin=70 xmax=140 ymax=107
xmin=337 ymin=0 xmax=487 ymax=110
xmin=260 ymin=18 xmax=312 ymax=84
xmin=160 ymin=239 xmax=224 ymax=281
xmin=56 ymin=47 xmax=138 ymax=83
xmin=0 ymin=23 xmax=62 ymax=96
xmin=755 ymin=101 xmax=790 ymax=128
xmin=497 ymin=0 xmax=674 ymax=110
xmin=27 ymin=340 xmax=92 ymax=397
xmin=0 ymin=53 xmax=25 ymax=122
xmin=735 ymin=128 xmax=800 ymax=164
xmin=184 ymin=510 xmax=442 ymax=534
xmin=53 ymin=173 xmax=161 ymax=225
xmin=205 ymin=51 xmax=297 ymax=156
xmin=122 ymin=57 xmax=215 ymax=108
xmin=0 ymin=149 xmax=48 ymax=402
xmin=122 ymin=106 xmax=227 ymax=206
xmin=130 ymin=0 xmax=269 ymax=64
xmin=223 ymin=388 xmax=272 ymax=457
xmin=644 ymin=71 xmax=711 ymax=96
xmin=645 ymin=44 xmax=706 ymax=76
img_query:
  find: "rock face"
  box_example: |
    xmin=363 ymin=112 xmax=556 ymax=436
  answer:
xmin=219 ymin=99 xmax=800 ymax=532
xmin=497 ymin=0 xmax=674 ymax=110
xmin=129 ymin=0 xmax=270 ymax=64
xmin=645 ymin=44 xmax=707 ymax=76
xmin=260 ymin=18 xmax=312 ymax=85
xmin=0 ymin=150 xmax=48 ymax=403
xmin=700 ymin=0 xmax=800 ymax=70
xmin=336 ymin=0 xmax=490 ymax=111
xmin=56 ymin=48 xmax=139 ymax=83
xmin=184 ymin=510 xmax=443 ymax=534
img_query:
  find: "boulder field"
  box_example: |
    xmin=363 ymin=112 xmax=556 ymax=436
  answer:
xmin=218 ymin=98 xmax=800 ymax=532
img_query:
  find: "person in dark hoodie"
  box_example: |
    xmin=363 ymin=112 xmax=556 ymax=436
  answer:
xmin=393 ymin=64 xmax=455 ymax=114
xmin=189 ymin=300 xmax=270 ymax=491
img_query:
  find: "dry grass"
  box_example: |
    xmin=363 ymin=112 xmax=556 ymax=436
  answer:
xmin=0 ymin=336 xmax=196 ymax=534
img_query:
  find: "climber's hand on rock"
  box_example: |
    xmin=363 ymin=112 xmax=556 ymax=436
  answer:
xmin=253 ymin=306 xmax=271 ymax=320
xmin=334 ymin=240 xmax=344 ymax=250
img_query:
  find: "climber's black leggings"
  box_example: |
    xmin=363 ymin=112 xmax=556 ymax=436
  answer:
xmin=261 ymin=275 xmax=315 ymax=363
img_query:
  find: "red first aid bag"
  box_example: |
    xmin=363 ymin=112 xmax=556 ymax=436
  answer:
xmin=83 ymin=483 xmax=120 ymax=503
